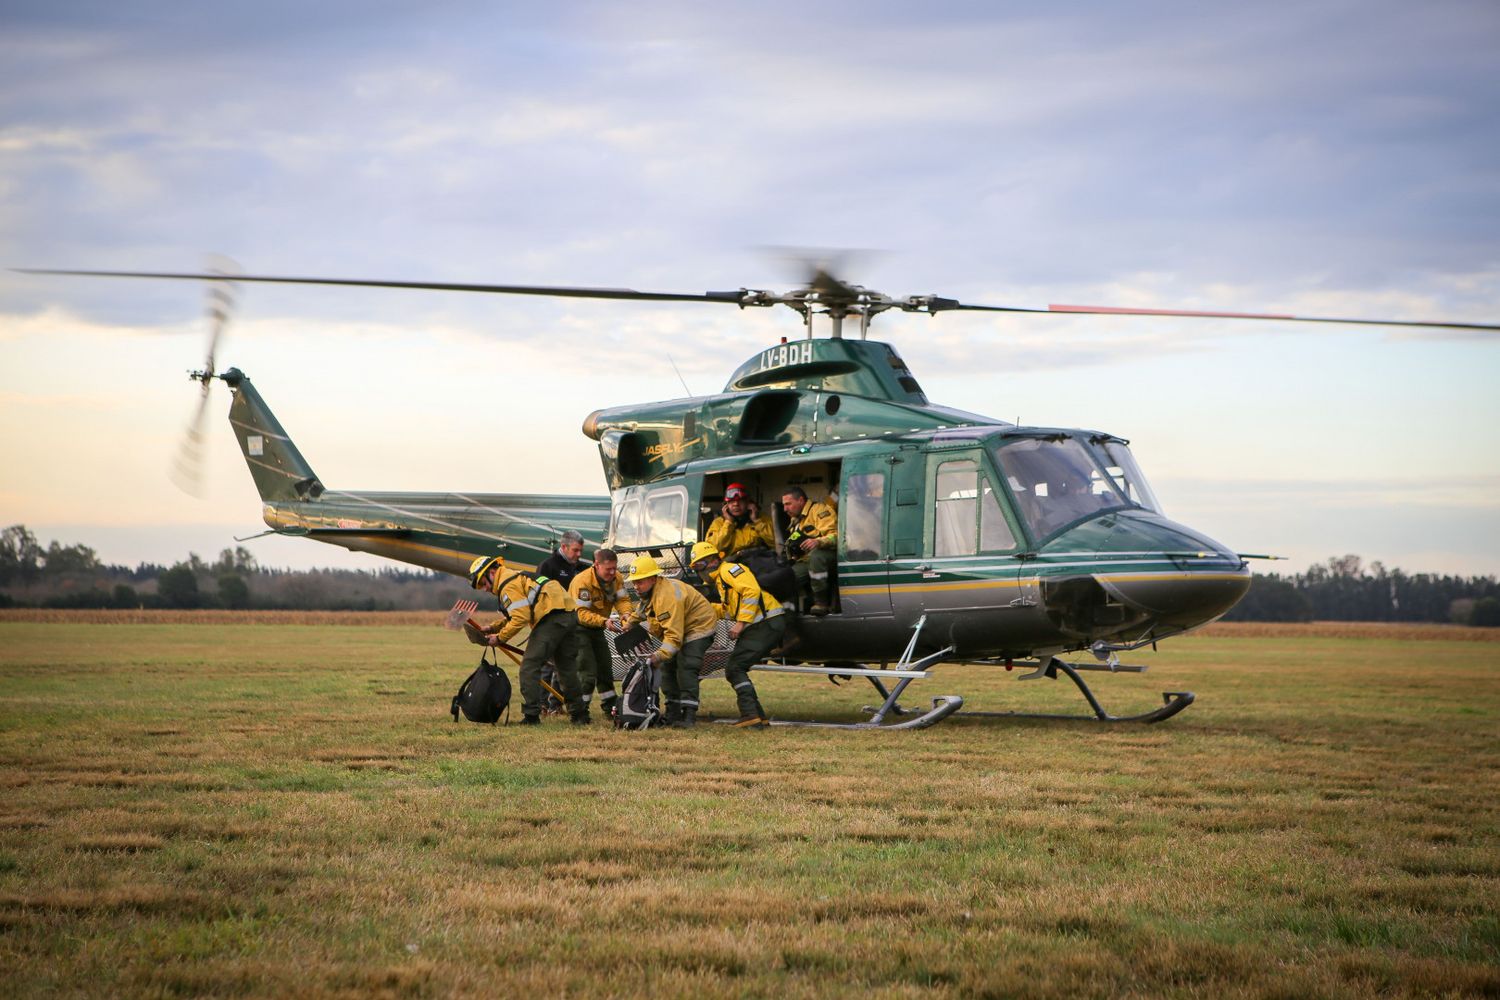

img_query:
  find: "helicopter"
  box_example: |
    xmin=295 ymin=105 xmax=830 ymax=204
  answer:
xmin=21 ymin=263 xmax=1500 ymax=729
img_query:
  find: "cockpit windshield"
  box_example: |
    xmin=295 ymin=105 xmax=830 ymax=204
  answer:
xmin=992 ymin=436 xmax=1127 ymax=540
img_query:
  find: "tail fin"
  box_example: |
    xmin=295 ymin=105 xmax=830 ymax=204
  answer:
xmin=221 ymin=369 xmax=325 ymax=502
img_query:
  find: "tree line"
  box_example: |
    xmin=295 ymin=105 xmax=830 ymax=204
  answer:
xmin=3 ymin=525 xmax=1497 ymax=623
xmin=1222 ymin=554 xmax=1500 ymax=626
xmin=0 ymin=525 xmax=476 ymax=612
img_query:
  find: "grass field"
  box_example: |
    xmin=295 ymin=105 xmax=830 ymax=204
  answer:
xmin=1 ymin=616 xmax=1497 ymax=998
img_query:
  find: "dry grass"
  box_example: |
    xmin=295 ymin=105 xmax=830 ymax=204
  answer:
xmin=1203 ymin=620 xmax=1500 ymax=642
xmin=9 ymin=608 xmax=1497 ymax=641
xmin=0 ymin=620 xmax=1497 ymax=998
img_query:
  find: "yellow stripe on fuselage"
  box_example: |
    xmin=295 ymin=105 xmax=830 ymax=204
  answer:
xmin=842 ymin=569 xmax=1247 ymax=598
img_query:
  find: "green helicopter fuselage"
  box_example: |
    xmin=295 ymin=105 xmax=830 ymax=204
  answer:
xmin=224 ymin=337 xmax=1248 ymax=662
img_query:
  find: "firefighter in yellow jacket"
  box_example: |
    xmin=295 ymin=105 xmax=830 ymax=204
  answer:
xmin=689 ymin=541 xmax=777 ymax=728
xmin=466 ymin=555 xmax=589 ymax=726
xmin=624 ymin=555 xmax=719 ymax=728
xmin=704 ymin=482 xmax=775 ymax=559
xmin=781 ymin=486 xmax=838 ymax=615
xmin=569 ymin=547 xmax=634 ymax=720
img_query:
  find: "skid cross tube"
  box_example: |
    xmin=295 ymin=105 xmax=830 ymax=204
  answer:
xmin=961 ymin=656 xmax=1195 ymax=724
xmin=741 ymin=612 xmax=965 ymax=730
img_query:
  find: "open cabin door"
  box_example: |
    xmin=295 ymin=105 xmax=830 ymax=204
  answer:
xmin=836 ymin=455 xmax=894 ymax=617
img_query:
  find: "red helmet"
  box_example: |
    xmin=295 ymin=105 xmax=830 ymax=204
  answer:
xmin=725 ymin=483 xmax=746 ymax=500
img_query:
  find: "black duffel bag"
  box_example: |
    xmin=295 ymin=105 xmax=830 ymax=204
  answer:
xmin=725 ymin=546 xmax=799 ymax=606
xmin=450 ymin=647 xmax=512 ymax=724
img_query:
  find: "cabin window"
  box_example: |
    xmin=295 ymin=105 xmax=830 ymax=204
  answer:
xmin=842 ymin=472 xmax=885 ymax=560
xmin=611 ymin=486 xmax=689 ymax=548
xmin=643 ymin=489 xmax=686 ymax=545
xmin=611 ymin=498 xmax=642 ymax=547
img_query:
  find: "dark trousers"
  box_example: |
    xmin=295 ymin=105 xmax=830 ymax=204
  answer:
xmin=793 ymin=547 xmax=835 ymax=604
xmin=725 ymin=615 xmax=783 ymax=716
xmin=520 ymin=613 xmax=584 ymax=718
xmin=577 ymin=626 xmax=618 ymax=702
xmin=660 ymin=634 xmax=713 ymax=713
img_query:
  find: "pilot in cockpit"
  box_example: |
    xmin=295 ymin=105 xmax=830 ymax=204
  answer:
xmin=1048 ymin=475 xmax=1099 ymax=522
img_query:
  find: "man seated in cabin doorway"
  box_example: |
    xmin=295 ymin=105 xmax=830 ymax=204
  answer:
xmin=705 ymin=482 xmax=775 ymax=559
xmin=781 ymin=486 xmax=838 ymax=616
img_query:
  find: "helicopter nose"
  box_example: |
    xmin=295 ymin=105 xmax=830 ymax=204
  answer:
xmin=1095 ymin=566 xmax=1251 ymax=630
xmin=1069 ymin=510 xmax=1252 ymax=630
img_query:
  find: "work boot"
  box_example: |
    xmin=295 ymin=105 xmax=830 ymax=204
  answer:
xmin=519 ymin=714 xmax=541 ymax=726
xmin=599 ymin=694 xmax=619 ymax=722
xmin=671 ymin=707 xmax=697 ymax=729
xmin=808 ymin=602 xmax=830 ymax=617
xmin=733 ymin=699 xmax=770 ymax=729
xmin=570 ymin=710 xmax=592 ymax=726
xmin=662 ymin=701 xmax=681 ymax=726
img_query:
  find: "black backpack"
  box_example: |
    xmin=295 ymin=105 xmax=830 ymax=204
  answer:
xmin=614 ymin=656 xmax=661 ymax=730
xmin=725 ymin=546 xmax=799 ymax=605
xmin=450 ymin=648 xmax=512 ymax=725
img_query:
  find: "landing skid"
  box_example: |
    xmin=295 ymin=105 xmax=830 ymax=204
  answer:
xmin=721 ymin=617 xmax=1195 ymax=731
xmin=960 ymin=657 xmax=1195 ymax=724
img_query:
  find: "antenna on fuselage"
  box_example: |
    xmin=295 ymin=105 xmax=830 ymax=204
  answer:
xmin=666 ymin=353 xmax=694 ymax=397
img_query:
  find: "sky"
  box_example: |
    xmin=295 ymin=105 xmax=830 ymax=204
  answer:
xmin=1 ymin=0 xmax=1497 ymax=576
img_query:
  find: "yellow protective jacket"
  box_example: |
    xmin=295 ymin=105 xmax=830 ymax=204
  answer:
xmin=709 ymin=560 xmax=784 ymax=625
xmin=628 ymin=577 xmax=719 ymax=662
xmin=486 ymin=571 xmax=577 ymax=645
xmin=705 ymin=512 xmax=775 ymax=558
xmin=787 ymin=498 xmax=838 ymax=555
xmin=569 ymin=565 xmax=635 ymax=630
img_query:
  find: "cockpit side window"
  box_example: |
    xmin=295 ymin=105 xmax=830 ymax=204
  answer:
xmin=933 ymin=459 xmax=1019 ymax=556
xmin=994 ymin=437 xmax=1127 ymax=540
xmin=1093 ymin=439 xmax=1163 ymax=513
xmin=934 ymin=460 xmax=979 ymax=557
xmin=979 ymin=477 xmax=1017 ymax=552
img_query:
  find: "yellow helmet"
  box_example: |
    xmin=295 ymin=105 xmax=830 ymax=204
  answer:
xmin=688 ymin=541 xmax=719 ymax=567
xmin=626 ymin=555 xmax=663 ymax=582
xmin=467 ymin=554 xmax=504 ymax=588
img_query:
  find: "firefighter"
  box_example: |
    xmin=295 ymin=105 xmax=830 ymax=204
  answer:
xmin=704 ymin=482 xmax=775 ymax=559
xmin=781 ymin=486 xmax=838 ymax=616
xmin=569 ymin=547 xmax=634 ymax=721
xmin=623 ymin=554 xmax=720 ymax=728
xmin=465 ymin=555 xmax=590 ymax=726
xmin=688 ymin=541 xmax=776 ymax=729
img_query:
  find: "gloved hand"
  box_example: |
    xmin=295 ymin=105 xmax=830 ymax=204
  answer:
xmin=463 ymin=621 xmax=487 ymax=645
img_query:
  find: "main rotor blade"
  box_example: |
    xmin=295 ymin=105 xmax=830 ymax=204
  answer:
xmin=947 ymin=301 xmax=1500 ymax=332
xmin=20 ymin=266 xmax=1496 ymax=331
xmin=15 ymin=268 xmax=746 ymax=305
